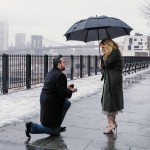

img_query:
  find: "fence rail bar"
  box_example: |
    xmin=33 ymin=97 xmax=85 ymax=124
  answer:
xmin=26 ymin=54 xmax=31 ymax=89
xmin=70 ymin=55 xmax=74 ymax=80
xmin=2 ymin=54 xmax=9 ymax=94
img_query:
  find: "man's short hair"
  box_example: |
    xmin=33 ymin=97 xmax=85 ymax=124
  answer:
xmin=53 ymin=55 xmax=63 ymax=68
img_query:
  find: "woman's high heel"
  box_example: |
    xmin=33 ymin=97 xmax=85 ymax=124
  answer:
xmin=103 ymin=125 xmax=116 ymax=134
xmin=114 ymin=122 xmax=118 ymax=135
xmin=115 ymin=124 xmax=117 ymax=135
xmin=112 ymin=126 xmax=117 ymax=135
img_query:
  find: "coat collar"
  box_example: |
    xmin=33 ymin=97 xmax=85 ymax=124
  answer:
xmin=53 ymin=67 xmax=62 ymax=72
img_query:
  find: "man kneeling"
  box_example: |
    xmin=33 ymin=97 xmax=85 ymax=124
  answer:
xmin=25 ymin=55 xmax=77 ymax=138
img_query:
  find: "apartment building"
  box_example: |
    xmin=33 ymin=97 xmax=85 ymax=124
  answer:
xmin=122 ymin=33 xmax=149 ymax=56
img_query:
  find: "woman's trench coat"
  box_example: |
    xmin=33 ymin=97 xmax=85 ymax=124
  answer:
xmin=40 ymin=67 xmax=72 ymax=128
xmin=101 ymin=49 xmax=124 ymax=113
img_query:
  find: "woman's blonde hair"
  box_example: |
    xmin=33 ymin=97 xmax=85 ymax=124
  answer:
xmin=99 ymin=38 xmax=119 ymax=59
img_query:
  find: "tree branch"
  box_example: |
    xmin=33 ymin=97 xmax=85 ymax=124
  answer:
xmin=139 ymin=0 xmax=150 ymax=25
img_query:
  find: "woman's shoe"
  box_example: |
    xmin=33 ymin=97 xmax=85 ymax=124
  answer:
xmin=114 ymin=124 xmax=117 ymax=135
xmin=103 ymin=125 xmax=116 ymax=134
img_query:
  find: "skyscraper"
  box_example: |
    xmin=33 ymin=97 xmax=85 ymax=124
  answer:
xmin=15 ymin=33 xmax=26 ymax=49
xmin=0 ymin=21 xmax=8 ymax=51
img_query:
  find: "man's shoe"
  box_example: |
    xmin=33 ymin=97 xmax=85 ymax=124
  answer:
xmin=25 ymin=122 xmax=32 ymax=138
xmin=60 ymin=126 xmax=66 ymax=132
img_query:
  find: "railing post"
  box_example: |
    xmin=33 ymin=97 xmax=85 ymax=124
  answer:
xmin=95 ymin=55 xmax=97 ymax=75
xmin=88 ymin=55 xmax=91 ymax=76
xmin=70 ymin=55 xmax=74 ymax=80
xmin=26 ymin=54 xmax=31 ymax=89
xmin=80 ymin=55 xmax=83 ymax=78
xmin=44 ymin=54 xmax=48 ymax=78
xmin=124 ymin=56 xmax=127 ymax=64
xmin=2 ymin=54 xmax=9 ymax=94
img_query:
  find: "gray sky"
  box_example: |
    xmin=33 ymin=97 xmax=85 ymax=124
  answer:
xmin=1 ymin=0 xmax=149 ymax=45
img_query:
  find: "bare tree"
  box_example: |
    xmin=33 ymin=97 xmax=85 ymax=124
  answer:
xmin=139 ymin=0 xmax=150 ymax=25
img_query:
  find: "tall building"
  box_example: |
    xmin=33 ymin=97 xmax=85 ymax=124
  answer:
xmin=0 ymin=21 xmax=8 ymax=51
xmin=15 ymin=33 xmax=26 ymax=49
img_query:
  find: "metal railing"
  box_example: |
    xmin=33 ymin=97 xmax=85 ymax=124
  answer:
xmin=123 ymin=56 xmax=150 ymax=75
xmin=0 ymin=54 xmax=100 ymax=94
xmin=0 ymin=54 xmax=150 ymax=94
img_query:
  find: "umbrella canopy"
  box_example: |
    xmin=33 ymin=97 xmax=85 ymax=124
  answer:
xmin=64 ymin=15 xmax=133 ymax=42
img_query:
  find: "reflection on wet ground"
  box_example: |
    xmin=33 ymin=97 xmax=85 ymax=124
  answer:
xmin=26 ymin=136 xmax=68 ymax=150
xmin=104 ymin=134 xmax=118 ymax=150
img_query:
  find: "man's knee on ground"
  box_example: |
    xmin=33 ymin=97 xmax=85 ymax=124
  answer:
xmin=64 ymin=99 xmax=71 ymax=110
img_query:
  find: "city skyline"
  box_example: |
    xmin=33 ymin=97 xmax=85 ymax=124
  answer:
xmin=0 ymin=0 xmax=150 ymax=46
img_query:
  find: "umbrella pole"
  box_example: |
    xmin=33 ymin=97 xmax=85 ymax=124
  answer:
xmin=98 ymin=41 xmax=100 ymax=54
xmin=97 ymin=40 xmax=101 ymax=60
xmin=97 ymin=28 xmax=101 ymax=59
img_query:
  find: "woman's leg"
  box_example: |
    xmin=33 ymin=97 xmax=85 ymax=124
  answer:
xmin=107 ymin=115 xmax=115 ymax=127
xmin=113 ymin=115 xmax=117 ymax=126
xmin=103 ymin=115 xmax=116 ymax=134
xmin=110 ymin=115 xmax=117 ymax=125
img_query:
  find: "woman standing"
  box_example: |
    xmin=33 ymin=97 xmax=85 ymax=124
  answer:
xmin=99 ymin=38 xmax=124 ymax=134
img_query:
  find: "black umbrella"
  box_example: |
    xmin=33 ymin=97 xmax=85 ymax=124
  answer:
xmin=64 ymin=15 xmax=133 ymax=43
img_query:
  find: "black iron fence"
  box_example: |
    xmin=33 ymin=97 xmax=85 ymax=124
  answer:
xmin=0 ymin=54 xmax=100 ymax=94
xmin=123 ymin=56 xmax=150 ymax=75
xmin=0 ymin=54 xmax=150 ymax=94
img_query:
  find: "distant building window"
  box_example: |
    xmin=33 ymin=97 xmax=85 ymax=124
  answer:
xmin=134 ymin=38 xmax=137 ymax=41
xmin=129 ymin=38 xmax=133 ymax=44
xmin=128 ymin=45 xmax=131 ymax=50
xmin=138 ymin=42 xmax=142 ymax=45
xmin=135 ymin=52 xmax=148 ymax=56
xmin=141 ymin=39 xmax=143 ymax=41
xmin=134 ymin=46 xmax=139 ymax=48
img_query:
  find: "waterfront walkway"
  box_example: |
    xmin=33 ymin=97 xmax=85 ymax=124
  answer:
xmin=0 ymin=70 xmax=150 ymax=149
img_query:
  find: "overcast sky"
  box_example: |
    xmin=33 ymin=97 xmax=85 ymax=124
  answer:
xmin=1 ymin=0 xmax=150 ymax=45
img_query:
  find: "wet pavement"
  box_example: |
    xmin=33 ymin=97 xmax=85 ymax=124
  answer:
xmin=1 ymin=70 xmax=150 ymax=150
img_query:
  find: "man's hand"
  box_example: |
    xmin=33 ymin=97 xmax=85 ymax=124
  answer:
xmin=72 ymin=88 xmax=77 ymax=93
xmin=68 ymin=84 xmax=74 ymax=88
xmin=68 ymin=84 xmax=77 ymax=93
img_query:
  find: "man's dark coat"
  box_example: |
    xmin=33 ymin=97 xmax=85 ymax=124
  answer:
xmin=40 ymin=67 xmax=72 ymax=128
